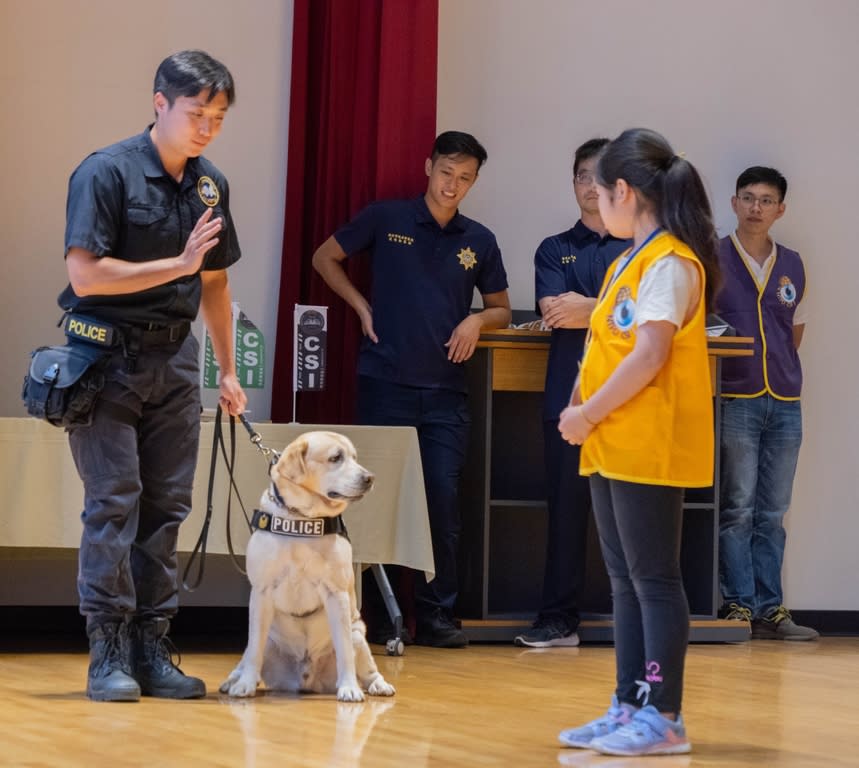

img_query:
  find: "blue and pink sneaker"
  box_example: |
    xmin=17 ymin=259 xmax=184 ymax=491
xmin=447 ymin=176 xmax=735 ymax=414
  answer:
xmin=558 ymin=696 xmax=636 ymax=748
xmin=591 ymin=705 xmax=691 ymax=756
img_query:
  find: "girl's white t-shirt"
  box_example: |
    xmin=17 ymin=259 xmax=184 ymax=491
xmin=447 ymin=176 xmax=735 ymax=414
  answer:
xmin=611 ymin=252 xmax=700 ymax=329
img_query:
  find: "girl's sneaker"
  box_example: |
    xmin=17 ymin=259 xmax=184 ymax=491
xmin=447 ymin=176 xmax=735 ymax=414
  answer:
xmin=558 ymin=696 xmax=636 ymax=748
xmin=591 ymin=705 xmax=691 ymax=756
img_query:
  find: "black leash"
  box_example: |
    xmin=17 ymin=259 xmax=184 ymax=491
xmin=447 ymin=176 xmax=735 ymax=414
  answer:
xmin=183 ymin=406 xmax=276 ymax=591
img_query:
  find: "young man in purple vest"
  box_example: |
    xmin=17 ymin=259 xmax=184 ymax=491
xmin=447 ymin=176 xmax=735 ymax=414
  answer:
xmin=715 ymin=166 xmax=817 ymax=641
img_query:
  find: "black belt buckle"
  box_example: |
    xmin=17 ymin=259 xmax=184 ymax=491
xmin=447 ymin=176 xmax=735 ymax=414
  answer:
xmin=138 ymin=322 xmax=188 ymax=346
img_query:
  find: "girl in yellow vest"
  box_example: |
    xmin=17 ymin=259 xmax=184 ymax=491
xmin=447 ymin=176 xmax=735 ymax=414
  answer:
xmin=556 ymin=128 xmax=720 ymax=757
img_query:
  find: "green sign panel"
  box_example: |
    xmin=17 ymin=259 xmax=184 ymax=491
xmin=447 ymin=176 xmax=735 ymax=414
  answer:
xmin=203 ymin=310 xmax=265 ymax=389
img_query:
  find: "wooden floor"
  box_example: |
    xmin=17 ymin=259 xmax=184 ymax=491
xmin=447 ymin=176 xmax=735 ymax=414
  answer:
xmin=1 ymin=637 xmax=856 ymax=767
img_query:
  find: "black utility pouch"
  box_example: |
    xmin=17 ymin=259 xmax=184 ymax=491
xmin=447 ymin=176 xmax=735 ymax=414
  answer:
xmin=22 ymin=343 xmax=111 ymax=428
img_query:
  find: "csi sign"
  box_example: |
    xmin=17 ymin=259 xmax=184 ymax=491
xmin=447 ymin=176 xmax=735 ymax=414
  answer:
xmin=294 ymin=306 xmax=327 ymax=391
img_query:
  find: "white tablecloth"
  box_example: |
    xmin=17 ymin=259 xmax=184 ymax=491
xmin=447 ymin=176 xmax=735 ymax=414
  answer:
xmin=0 ymin=418 xmax=433 ymax=579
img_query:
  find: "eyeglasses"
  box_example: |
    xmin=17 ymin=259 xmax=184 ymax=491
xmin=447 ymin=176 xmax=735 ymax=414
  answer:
xmin=737 ymin=193 xmax=780 ymax=210
xmin=574 ymin=171 xmax=596 ymax=186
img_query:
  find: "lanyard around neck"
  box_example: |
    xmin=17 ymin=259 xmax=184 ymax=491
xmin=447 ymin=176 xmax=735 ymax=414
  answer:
xmin=599 ymin=228 xmax=663 ymax=300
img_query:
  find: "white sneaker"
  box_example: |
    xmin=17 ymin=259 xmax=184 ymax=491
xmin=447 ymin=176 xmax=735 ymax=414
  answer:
xmin=558 ymin=696 xmax=636 ymax=748
xmin=591 ymin=705 xmax=691 ymax=756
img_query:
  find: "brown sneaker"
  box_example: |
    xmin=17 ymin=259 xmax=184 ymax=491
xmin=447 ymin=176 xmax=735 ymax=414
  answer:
xmin=751 ymin=606 xmax=819 ymax=641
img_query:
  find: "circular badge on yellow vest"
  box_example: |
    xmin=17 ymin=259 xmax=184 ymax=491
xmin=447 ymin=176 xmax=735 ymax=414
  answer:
xmin=613 ymin=297 xmax=636 ymax=330
xmin=197 ymin=176 xmax=220 ymax=207
xmin=608 ymin=286 xmax=636 ymax=336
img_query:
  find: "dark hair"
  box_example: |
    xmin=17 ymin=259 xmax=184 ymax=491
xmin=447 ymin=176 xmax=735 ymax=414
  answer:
xmin=597 ymin=128 xmax=721 ymax=310
xmin=573 ymin=138 xmax=610 ymax=176
xmin=153 ymin=50 xmax=235 ymax=107
xmin=431 ymin=131 xmax=488 ymax=169
xmin=736 ymin=165 xmax=787 ymax=201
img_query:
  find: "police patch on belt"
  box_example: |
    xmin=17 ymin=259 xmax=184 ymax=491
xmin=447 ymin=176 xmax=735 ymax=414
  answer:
xmin=65 ymin=315 xmax=117 ymax=347
xmin=197 ymin=176 xmax=220 ymax=207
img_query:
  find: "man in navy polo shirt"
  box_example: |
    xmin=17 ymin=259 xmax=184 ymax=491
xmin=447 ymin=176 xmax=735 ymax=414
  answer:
xmin=515 ymin=138 xmax=631 ymax=648
xmin=313 ymin=131 xmax=511 ymax=647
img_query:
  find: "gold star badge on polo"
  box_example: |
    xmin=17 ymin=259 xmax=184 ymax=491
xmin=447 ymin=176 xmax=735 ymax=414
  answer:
xmin=457 ymin=247 xmax=477 ymax=270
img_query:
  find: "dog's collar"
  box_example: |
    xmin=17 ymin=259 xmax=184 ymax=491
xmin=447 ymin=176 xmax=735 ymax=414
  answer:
xmin=266 ymin=483 xmax=321 ymax=517
xmin=251 ymin=508 xmax=349 ymax=540
xmin=269 ymin=481 xmax=289 ymax=509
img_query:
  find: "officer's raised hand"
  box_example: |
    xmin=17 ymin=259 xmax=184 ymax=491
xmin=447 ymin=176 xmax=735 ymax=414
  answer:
xmin=178 ymin=207 xmax=223 ymax=275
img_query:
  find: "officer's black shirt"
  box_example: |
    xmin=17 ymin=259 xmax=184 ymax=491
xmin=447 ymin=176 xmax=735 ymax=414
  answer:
xmin=59 ymin=127 xmax=241 ymax=326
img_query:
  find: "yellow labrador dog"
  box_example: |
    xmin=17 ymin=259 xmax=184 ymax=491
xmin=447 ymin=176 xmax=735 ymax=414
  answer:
xmin=220 ymin=431 xmax=396 ymax=702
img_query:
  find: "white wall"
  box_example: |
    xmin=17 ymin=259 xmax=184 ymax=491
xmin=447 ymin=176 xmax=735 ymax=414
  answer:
xmin=2 ymin=0 xmax=856 ymax=612
xmin=439 ymin=0 xmax=859 ymax=610
xmin=0 ymin=0 xmax=292 ymax=420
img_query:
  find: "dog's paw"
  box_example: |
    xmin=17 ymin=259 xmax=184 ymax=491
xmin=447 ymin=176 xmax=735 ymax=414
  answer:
xmin=218 ymin=668 xmax=240 ymax=694
xmin=367 ymin=677 xmax=396 ymax=697
xmin=220 ymin=670 xmax=260 ymax=698
xmin=336 ymin=684 xmax=366 ymax=703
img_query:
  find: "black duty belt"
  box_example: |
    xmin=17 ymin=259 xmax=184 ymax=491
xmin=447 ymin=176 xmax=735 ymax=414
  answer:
xmin=64 ymin=314 xmax=190 ymax=349
xmin=130 ymin=321 xmax=191 ymax=347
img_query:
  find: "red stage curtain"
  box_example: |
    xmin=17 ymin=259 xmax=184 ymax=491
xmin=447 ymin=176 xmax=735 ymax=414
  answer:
xmin=271 ymin=0 xmax=438 ymax=424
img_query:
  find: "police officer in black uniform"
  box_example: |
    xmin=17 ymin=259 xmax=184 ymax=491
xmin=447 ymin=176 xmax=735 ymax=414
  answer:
xmin=60 ymin=50 xmax=246 ymax=701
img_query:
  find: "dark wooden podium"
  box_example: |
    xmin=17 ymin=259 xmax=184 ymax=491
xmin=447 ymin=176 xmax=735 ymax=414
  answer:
xmin=456 ymin=328 xmax=754 ymax=642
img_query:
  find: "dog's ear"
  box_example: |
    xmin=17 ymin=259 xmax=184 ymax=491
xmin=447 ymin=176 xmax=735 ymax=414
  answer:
xmin=276 ymin=437 xmax=309 ymax=483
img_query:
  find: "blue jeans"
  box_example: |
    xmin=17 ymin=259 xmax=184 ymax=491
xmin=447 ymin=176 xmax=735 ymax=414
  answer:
xmin=718 ymin=394 xmax=802 ymax=618
xmin=356 ymin=376 xmax=470 ymax=617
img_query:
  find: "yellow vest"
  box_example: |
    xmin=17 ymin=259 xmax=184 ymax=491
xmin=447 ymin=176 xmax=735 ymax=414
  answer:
xmin=579 ymin=231 xmax=713 ymax=488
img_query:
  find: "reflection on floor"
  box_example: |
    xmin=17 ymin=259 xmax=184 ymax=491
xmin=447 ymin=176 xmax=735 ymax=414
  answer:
xmin=1 ymin=638 xmax=856 ymax=767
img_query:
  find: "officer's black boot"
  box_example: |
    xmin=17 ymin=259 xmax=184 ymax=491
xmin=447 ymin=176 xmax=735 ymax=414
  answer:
xmin=86 ymin=621 xmax=141 ymax=702
xmin=131 ymin=617 xmax=206 ymax=699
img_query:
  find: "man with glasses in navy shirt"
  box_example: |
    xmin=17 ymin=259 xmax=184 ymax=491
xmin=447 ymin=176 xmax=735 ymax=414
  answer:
xmin=515 ymin=138 xmax=631 ymax=648
xmin=313 ymin=131 xmax=511 ymax=648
